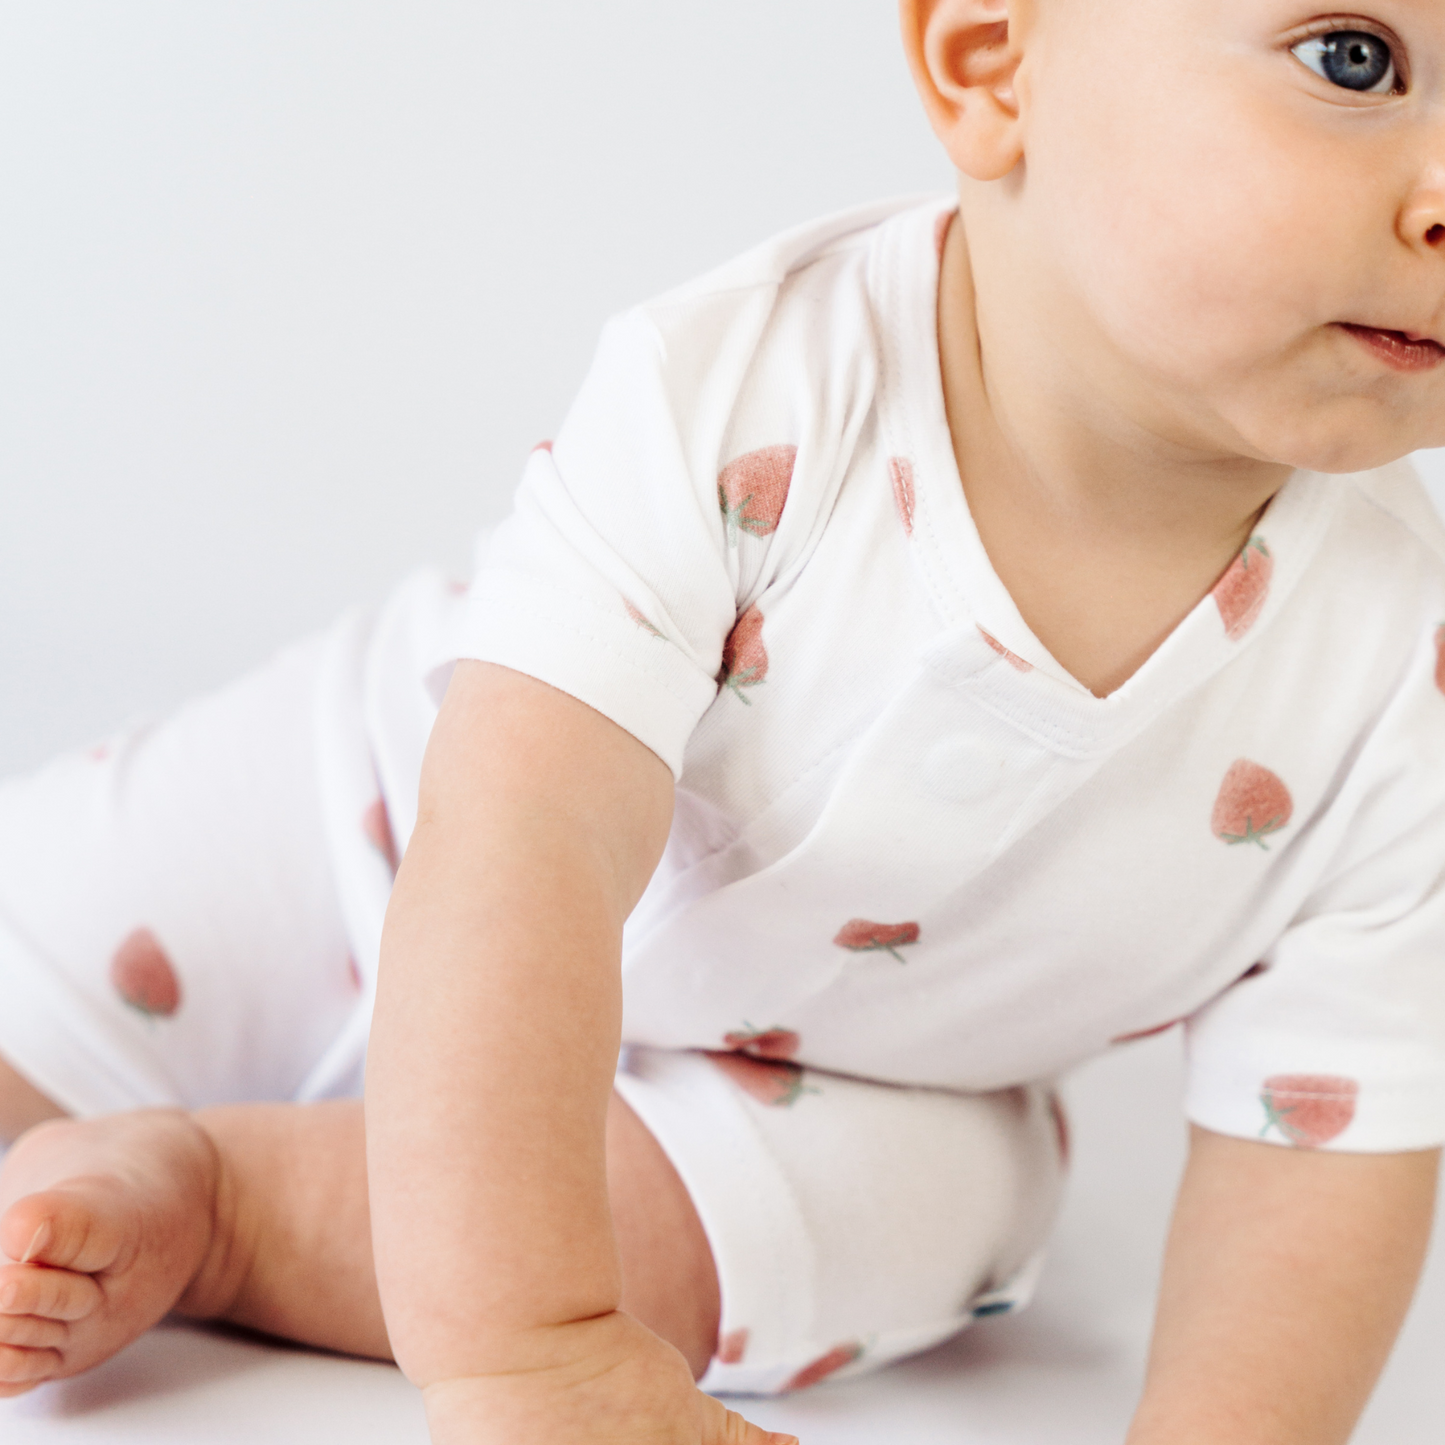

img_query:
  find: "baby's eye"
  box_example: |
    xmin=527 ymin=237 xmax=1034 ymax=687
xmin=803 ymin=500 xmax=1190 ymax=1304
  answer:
xmin=1291 ymin=30 xmax=1400 ymax=94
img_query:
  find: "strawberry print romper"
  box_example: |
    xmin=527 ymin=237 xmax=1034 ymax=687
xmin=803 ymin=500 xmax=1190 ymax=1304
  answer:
xmin=4 ymin=197 xmax=1445 ymax=1397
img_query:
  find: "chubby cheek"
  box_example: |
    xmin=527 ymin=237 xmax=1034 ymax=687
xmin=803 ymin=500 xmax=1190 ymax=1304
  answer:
xmin=1025 ymin=78 xmax=1435 ymax=464
xmin=1042 ymin=95 xmax=1313 ymax=386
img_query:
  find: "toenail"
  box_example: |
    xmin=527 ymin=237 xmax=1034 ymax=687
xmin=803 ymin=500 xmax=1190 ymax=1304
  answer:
xmin=20 ymin=1223 xmax=49 ymax=1265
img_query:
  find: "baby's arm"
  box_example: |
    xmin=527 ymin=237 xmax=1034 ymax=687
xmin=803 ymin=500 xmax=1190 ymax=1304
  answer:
xmin=1127 ymin=1125 xmax=1439 ymax=1445
xmin=365 ymin=661 xmax=790 ymax=1445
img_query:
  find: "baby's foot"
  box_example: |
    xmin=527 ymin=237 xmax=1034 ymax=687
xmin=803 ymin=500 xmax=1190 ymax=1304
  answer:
xmin=0 ymin=1111 xmax=224 ymax=1396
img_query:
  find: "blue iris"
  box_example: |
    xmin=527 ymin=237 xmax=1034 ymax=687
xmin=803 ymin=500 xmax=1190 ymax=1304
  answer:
xmin=1314 ymin=31 xmax=1394 ymax=92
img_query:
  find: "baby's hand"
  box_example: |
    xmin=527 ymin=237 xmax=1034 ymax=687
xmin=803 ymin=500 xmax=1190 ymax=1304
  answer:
xmin=420 ymin=1311 xmax=796 ymax=1445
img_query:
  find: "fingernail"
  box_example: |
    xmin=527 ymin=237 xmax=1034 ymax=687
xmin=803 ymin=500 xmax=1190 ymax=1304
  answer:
xmin=20 ymin=1222 xmax=49 ymax=1264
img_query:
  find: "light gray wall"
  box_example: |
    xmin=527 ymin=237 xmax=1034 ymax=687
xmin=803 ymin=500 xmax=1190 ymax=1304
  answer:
xmin=0 ymin=1 xmax=950 ymax=773
xmin=2 ymin=4 xmax=1441 ymax=775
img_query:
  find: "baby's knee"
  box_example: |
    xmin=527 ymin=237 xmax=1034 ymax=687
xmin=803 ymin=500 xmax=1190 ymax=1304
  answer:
xmin=607 ymin=1089 xmax=720 ymax=1379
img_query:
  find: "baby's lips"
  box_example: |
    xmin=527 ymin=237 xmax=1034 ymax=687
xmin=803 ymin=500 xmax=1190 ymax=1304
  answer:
xmin=1338 ymin=308 xmax=1445 ymax=345
xmin=1337 ymin=321 xmax=1445 ymax=361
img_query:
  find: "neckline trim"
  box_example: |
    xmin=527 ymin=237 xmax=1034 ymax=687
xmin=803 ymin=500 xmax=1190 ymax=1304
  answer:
xmin=867 ymin=197 xmax=1342 ymax=755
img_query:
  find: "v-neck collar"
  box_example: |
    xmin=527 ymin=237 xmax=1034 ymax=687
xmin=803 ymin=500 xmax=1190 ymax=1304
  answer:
xmin=868 ymin=197 xmax=1343 ymax=757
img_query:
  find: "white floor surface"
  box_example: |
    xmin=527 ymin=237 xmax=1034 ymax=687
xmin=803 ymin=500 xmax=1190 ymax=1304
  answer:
xmin=3 ymin=1032 xmax=1441 ymax=1443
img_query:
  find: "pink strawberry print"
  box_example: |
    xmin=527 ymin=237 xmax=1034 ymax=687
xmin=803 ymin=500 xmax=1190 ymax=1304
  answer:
xmin=1212 ymin=535 xmax=1273 ymax=640
xmin=110 ymin=928 xmax=182 ymax=1018
xmin=889 ymin=457 xmax=916 ymax=537
xmin=707 ymin=1051 xmax=813 ymax=1107
xmin=718 ymin=445 xmax=796 ymax=542
xmin=833 ymin=918 xmax=920 ymax=963
xmin=1260 ymin=1074 xmax=1358 ymax=1148
xmin=785 ymin=1342 xmax=865 ymax=1392
xmin=715 ymin=1329 xmax=750 ymax=1366
xmin=362 ymin=799 xmax=400 ymax=872
xmin=533 ymin=439 xmax=553 ymax=454
xmin=722 ymin=1024 xmax=801 ymax=1060
xmin=624 ymin=598 xmax=665 ymax=638
xmin=978 ymin=626 xmax=1032 ymax=673
xmin=1211 ymin=760 xmax=1293 ymax=849
xmin=1435 ymin=624 xmax=1445 ymax=696
xmin=719 ymin=605 xmax=767 ymax=701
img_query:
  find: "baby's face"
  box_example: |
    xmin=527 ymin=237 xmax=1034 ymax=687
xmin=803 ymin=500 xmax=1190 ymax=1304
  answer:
xmin=1015 ymin=0 xmax=1445 ymax=472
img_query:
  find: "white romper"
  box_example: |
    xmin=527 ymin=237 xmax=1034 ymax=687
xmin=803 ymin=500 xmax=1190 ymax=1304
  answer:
xmin=4 ymin=196 xmax=1445 ymax=1395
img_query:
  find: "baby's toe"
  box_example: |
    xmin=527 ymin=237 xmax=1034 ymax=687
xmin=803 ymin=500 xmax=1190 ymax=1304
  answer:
xmin=0 ymin=1312 xmax=68 ymax=1351
xmin=0 ymin=1262 xmax=103 ymax=1322
xmin=1 ymin=1181 xmax=133 ymax=1277
xmin=0 ymin=1340 xmax=61 ymax=1389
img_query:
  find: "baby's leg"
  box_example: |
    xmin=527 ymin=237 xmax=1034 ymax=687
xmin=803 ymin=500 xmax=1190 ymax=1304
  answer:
xmin=0 ymin=1056 xmax=64 ymax=1145
xmin=0 ymin=1091 xmax=719 ymax=1395
xmin=0 ymin=1097 xmax=385 ymax=1395
xmin=0 ymin=1107 xmax=231 ymax=1396
xmin=0 ymin=623 xmax=374 ymax=1135
xmin=0 ymin=614 xmax=405 ymax=1389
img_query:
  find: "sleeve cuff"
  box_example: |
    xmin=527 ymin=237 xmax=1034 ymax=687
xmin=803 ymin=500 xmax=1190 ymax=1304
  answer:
xmin=453 ymin=570 xmax=720 ymax=779
xmin=1184 ymin=1032 xmax=1445 ymax=1152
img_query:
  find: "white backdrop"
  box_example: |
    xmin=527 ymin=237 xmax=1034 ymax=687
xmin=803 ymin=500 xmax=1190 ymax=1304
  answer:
xmin=0 ymin=0 xmax=955 ymax=775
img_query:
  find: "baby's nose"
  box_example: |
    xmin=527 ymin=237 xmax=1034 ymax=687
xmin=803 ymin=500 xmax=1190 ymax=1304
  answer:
xmin=1400 ymin=160 xmax=1445 ymax=254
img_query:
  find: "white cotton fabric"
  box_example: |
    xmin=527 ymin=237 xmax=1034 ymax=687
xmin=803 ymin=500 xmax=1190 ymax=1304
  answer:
xmin=440 ymin=194 xmax=1445 ymax=1155
xmin=615 ymin=1047 xmax=1064 ymax=1396
xmin=0 ymin=632 xmax=367 ymax=1114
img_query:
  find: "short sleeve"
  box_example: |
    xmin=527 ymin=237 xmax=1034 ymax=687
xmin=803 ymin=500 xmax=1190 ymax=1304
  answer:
xmin=455 ymin=305 xmax=782 ymax=777
xmin=1184 ymin=641 xmax=1445 ymax=1151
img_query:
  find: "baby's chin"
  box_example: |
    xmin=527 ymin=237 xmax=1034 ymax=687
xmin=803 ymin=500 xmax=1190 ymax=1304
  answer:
xmin=1123 ymin=314 xmax=1445 ymax=475
xmin=1197 ymin=366 xmax=1445 ymax=476
xmin=1234 ymin=408 xmax=1445 ymax=477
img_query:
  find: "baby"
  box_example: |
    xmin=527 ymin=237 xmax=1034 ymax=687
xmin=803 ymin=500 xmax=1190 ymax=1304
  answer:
xmin=3 ymin=2 xmax=1445 ymax=1442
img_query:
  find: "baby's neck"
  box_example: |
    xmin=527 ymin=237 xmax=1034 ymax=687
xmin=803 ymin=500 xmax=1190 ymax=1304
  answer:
xmin=937 ymin=214 xmax=1292 ymax=699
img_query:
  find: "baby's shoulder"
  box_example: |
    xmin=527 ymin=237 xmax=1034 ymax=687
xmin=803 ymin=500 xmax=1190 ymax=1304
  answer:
xmin=570 ymin=195 xmax=946 ymax=571
xmin=618 ymin=194 xmax=937 ymax=398
xmin=1343 ymin=458 xmax=1445 ymax=573
xmin=641 ymin=193 xmax=928 ymax=316
xmin=1322 ymin=461 xmax=1445 ymax=622
xmin=1285 ymin=461 xmax=1445 ymax=705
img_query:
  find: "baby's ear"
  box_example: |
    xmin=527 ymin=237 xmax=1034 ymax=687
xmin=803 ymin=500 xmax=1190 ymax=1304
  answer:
xmin=900 ymin=0 xmax=1029 ymax=181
